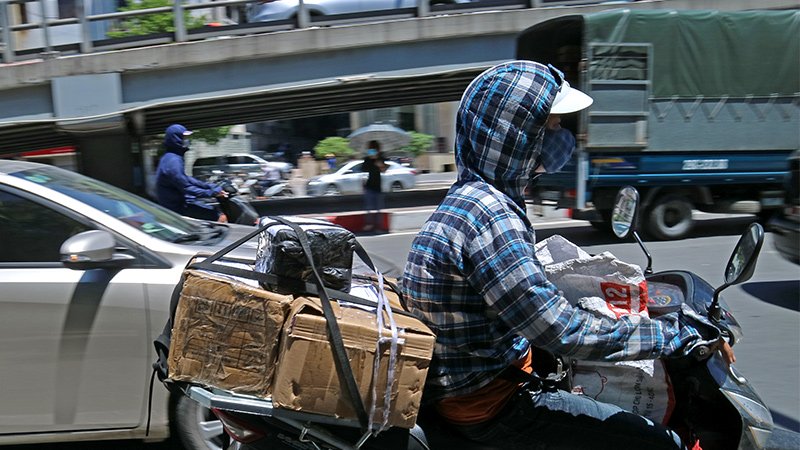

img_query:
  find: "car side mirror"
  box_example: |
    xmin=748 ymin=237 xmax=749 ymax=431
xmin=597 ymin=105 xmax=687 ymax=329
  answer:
xmin=61 ymin=230 xmax=136 ymax=270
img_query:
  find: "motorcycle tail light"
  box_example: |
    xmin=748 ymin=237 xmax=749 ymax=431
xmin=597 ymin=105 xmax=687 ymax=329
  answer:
xmin=212 ymin=408 xmax=264 ymax=443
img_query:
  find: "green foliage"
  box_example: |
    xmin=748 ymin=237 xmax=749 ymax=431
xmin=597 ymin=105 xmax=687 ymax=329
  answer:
xmin=191 ymin=126 xmax=232 ymax=146
xmin=400 ymin=131 xmax=435 ymax=157
xmin=314 ymin=137 xmax=356 ymax=160
xmin=107 ymin=0 xmax=207 ymax=38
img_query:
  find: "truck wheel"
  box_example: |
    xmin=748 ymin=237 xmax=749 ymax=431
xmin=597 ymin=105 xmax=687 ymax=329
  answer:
xmin=589 ymin=209 xmax=613 ymax=234
xmin=172 ymin=394 xmax=228 ymax=450
xmin=646 ymin=195 xmax=694 ymax=240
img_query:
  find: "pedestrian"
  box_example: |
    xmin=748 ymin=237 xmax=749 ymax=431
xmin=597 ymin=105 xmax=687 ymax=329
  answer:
xmin=362 ymin=140 xmax=387 ymax=232
xmin=155 ymin=124 xmax=228 ymax=222
xmin=401 ymin=61 xmax=729 ymax=449
xmin=326 ymin=153 xmax=337 ymax=173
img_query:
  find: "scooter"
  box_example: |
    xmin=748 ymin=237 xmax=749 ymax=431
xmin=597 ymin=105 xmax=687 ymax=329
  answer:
xmin=173 ymin=186 xmax=780 ymax=450
xmin=247 ymin=176 xmax=293 ymax=200
xmin=215 ymin=180 xmax=260 ymax=226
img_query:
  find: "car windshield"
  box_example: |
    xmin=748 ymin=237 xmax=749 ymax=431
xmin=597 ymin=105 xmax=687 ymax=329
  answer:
xmin=11 ymin=166 xmax=204 ymax=242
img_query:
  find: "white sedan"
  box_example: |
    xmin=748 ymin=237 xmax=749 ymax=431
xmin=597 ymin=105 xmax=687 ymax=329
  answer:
xmin=0 ymin=160 xmax=259 ymax=450
xmin=306 ymin=160 xmax=417 ymax=196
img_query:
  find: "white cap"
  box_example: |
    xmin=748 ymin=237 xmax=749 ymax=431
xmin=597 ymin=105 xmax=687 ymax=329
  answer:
xmin=550 ymin=81 xmax=593 ymax=114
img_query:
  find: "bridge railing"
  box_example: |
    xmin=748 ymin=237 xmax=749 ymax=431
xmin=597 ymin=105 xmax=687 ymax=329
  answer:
xmin=0 ymin=0 xmax=616 ymax=64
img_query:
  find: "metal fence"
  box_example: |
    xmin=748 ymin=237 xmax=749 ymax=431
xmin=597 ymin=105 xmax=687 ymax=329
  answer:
xmin=0 ymin=0 xmax=618 ymax=64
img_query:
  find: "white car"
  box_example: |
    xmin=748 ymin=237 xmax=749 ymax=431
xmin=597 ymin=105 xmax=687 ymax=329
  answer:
xmin=248 ymin=0 xmax=472 ymax=22
xmin=192 ymin=153 xmax=293 ymax=180
xmin=306 ymin=160 xmax=417 ymax=196
xmin=0 ymin=160 xmax=259 ymax=450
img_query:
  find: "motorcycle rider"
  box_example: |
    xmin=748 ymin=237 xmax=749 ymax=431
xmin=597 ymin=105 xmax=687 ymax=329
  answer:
xmin=155 ymin=124 xmax=228 ymax=222
xmin=401 ymin=61 xmax=730 ymax=449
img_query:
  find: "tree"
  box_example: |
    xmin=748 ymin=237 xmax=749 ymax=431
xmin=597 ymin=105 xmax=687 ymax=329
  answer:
xmin=314 ymin=137 xmax=355 ymax=160
xmin=400 ymin=131 xmax=435 ymax=158
xmin=191 ymin=126 xmax=232 ymax=146
xmin=107 ymin=0 xmax=207 ymax=38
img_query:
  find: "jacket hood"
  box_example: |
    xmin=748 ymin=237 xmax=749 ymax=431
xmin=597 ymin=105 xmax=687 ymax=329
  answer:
xmin=455 ymin=61 xmax=562 ymax=206
xmin=163 ymin=124 xmax=191 ymax=154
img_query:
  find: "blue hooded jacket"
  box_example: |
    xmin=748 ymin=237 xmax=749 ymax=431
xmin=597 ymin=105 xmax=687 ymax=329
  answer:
xmin=155 ymin=124 xmax=221 ymax=213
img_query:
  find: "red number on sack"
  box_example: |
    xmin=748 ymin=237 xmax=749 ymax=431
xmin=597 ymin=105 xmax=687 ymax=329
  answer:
xmin=601 ymin=282 xmax=631 ymax=306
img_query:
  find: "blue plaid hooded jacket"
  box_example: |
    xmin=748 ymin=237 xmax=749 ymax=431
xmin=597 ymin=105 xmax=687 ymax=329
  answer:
xmin=402 ymin=61 xmax=704 ymax=400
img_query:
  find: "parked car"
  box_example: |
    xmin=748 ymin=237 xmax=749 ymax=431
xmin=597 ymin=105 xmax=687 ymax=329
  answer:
xmin=0 ymin=159 xmax=261 ymax=450
xmin=306 ymin=160 xmax=416 ymax=196
xmin=192 ymin=153 xmax=293 ymax=180
xmin=248 ymin=0 xmax=472 ymax=22
xmin=768 ymin=150 xmax=800 ymax=264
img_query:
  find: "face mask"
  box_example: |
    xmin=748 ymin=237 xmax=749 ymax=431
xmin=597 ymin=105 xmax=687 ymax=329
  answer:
xmin=182 ymin=138 xmax=191 ymax=148
xmin=539 ymin=128 xmax=575 ymax=173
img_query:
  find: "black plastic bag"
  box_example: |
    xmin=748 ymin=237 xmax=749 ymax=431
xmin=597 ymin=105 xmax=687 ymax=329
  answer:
xmin=255 ymin=217 xmax=356 ymax=293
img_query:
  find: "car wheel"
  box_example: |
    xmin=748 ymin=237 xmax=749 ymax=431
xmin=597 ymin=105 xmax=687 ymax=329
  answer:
xmin=172 ymin=394 xmax=228 ymax=450
xmin=646 ymin=195 xmax=694 ymax=240
xmin=390 ymin=181 xmax=404 ymax=192
xmin=324 ymin=185 xmax=340 ymax=196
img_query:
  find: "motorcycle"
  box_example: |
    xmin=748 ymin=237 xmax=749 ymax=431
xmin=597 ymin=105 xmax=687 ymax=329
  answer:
xmin=173 ymin=186 xmax=782 ymax=450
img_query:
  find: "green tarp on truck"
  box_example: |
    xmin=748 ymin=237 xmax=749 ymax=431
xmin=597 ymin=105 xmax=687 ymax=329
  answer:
xmin=586 ymin=9 xmax=799 ymax=98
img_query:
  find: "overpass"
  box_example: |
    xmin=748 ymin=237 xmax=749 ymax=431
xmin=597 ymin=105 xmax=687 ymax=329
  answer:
xmin=0 ymin=0 xmax=793 ymax=189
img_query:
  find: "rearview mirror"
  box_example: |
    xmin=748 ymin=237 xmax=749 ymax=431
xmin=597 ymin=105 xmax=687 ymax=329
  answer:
xmin=611 ymin=186 xmax=640 ymax=239
xmin=709 ymin=222 xmax=764 ymax=322
xmin=724 ymin=222 xmax=764 ymax=285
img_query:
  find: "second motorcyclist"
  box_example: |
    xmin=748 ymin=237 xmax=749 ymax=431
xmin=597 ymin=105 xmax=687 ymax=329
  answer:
xmin=156 ymin=123 xmax=228 ymax=222
xmin=401 ymin=61 xmax=729 ymax=449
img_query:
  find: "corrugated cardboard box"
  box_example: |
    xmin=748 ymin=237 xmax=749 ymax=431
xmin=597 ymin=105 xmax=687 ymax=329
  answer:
xmin=272 ymin=295 xmax=435 ymax=429
xmin=168 ymin=269 xmax=293 ymax=397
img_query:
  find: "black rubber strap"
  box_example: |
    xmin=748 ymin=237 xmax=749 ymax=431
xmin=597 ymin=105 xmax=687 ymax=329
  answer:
xmin=188 ymin=218 xmax=413 ymax=317
xmin=272 ymin=216 xmax=370 ymax=431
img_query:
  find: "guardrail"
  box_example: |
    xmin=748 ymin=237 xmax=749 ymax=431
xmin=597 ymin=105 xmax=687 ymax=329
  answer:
xmin=0 ymin=0 xmax=619 ymax=64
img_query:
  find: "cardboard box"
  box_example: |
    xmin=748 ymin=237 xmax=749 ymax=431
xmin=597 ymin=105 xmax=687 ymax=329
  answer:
xmin=168 ymin=270 xmax=293 ymax=397
xmin=272 ymin=296 xmax=435 ymax=429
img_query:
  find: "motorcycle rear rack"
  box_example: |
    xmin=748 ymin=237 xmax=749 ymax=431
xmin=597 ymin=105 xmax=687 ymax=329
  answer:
xmin=185 ymin=385 xmax=362 ymax=428
xmin=185 ymin=385 xmax=376 ymax=449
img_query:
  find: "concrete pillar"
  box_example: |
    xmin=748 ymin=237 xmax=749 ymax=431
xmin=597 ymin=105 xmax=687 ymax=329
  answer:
xmin=75 ymin=132 xmax=138 ymax=193
xmin=437 ymin=101 xmax=458 ymax=153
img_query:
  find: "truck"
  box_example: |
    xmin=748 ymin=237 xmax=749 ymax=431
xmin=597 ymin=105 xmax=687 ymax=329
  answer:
xmin=516 ymin=9 xmax=799 ymax=239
